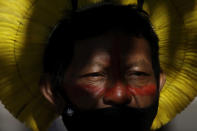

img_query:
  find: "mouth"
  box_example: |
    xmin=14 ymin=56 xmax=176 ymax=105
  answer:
xmin=62 ymin=103 xmax=158 ymax=131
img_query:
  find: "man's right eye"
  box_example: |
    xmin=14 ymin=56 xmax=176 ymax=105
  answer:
xmin=79 ymin=72 xmax=105 ymax=78
xmin=77 ymin=72 xmax=106 ymax=83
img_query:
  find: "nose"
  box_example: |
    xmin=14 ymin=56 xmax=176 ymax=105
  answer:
xmin=103 ymin=82 xmax=131 ymax=106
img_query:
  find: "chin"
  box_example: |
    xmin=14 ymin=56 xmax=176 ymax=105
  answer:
xmin=62 ymin=101 xmax=158 ymax=131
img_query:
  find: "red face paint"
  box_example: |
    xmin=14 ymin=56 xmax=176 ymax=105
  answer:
xmin=103 ymin=82 xmax=131 ymax=105
xmin=128 ymin=84 xmax=156 ymax=96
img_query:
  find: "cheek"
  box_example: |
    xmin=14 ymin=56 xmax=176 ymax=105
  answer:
xmin=68 ymin=84 xmax=157 ymax=98
xmin=128 ymin=85 xmax=157 ymax=96
xmin=78 ymin=85 xmax=106 ymax=97
xmin=64 ymin=85 xmax=105 ymax=109
xmin=66 ymin=84 xmax=105 ymax=98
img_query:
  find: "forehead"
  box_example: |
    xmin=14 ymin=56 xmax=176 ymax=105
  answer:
xmin=72 ymin=31 xmax=152 ymax=66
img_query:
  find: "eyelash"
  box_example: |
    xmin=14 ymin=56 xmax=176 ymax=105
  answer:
xmin=80 ymin=72 xmax=105 ymax=78
xmin=80 ymin=71 xmax=149 ymax=78
xmin=127 ymin=71 xmax=150 ymax=77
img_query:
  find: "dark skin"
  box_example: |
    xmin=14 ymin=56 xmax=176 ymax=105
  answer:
xmin=63 ymin=31 xmax=162 ymax=110
xmin=41 ymin=31 xmax=166 ymax=131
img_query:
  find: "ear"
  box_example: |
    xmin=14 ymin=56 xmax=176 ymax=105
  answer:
xmin=159 ymin=70 xmax=166 ymax=92
xmin=39 ymin=76 xmax=55 ymax=105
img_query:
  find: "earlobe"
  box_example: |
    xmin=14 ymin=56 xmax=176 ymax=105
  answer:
xmin=159 ymin=71 xmax=166 ymax=92
xmin=40 ymin=77 xmax=55 ymax=105
xmin=40 ymin=75 xmax=66 ymax=114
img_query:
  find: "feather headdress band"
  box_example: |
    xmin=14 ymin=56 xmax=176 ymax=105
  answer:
xmin=0 ymin=0 xmax=197 ymax=130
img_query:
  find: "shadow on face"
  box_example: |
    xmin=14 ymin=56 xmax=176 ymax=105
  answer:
xmin=60 ymin=31 xmax=161 ymax=131
xmin=63 ymin=31 xmax=158 ymax=110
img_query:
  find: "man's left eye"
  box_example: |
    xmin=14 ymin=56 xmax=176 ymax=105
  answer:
xmin=126 ymin=71 xmax=150 ymax=77
xmin=132 ymin=72 xmax=149 ymax=76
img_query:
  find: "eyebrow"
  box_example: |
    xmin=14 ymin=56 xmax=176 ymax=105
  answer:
xmin=126 ymin=59 xmax=152 ymax=69
xmin=91 ymin=62 xmax=107 ymax=68
xmin=88 ymin=57 xmax=152 ymax=70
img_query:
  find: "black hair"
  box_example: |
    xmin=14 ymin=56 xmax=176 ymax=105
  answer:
xmin=43 ymin=3 xmax=160 ymax=97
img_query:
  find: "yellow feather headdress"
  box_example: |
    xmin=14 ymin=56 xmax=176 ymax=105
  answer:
xmin=0 ymin=0 xmax=197 ymax=130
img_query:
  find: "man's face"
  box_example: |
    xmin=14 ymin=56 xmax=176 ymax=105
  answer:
xmin=64 ymin=31 xmax=157 ymax=110
xmin=61 ymin=31 xmax=160 ymax=131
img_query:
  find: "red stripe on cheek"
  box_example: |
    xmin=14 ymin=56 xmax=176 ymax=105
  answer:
xmin=128 ymin=85 xmax=156 ymax=95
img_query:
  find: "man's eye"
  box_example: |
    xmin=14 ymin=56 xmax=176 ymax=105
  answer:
xmin=79 ymin=72 xmax=105 ymax=78
xmin=78 ymin=72 xmax=106 ymax=83
xmin=127 ymin=71 xmax=150 ymax=77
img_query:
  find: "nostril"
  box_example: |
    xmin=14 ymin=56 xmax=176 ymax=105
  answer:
xmin=103 ymin=86 xmax=131 ymax=106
